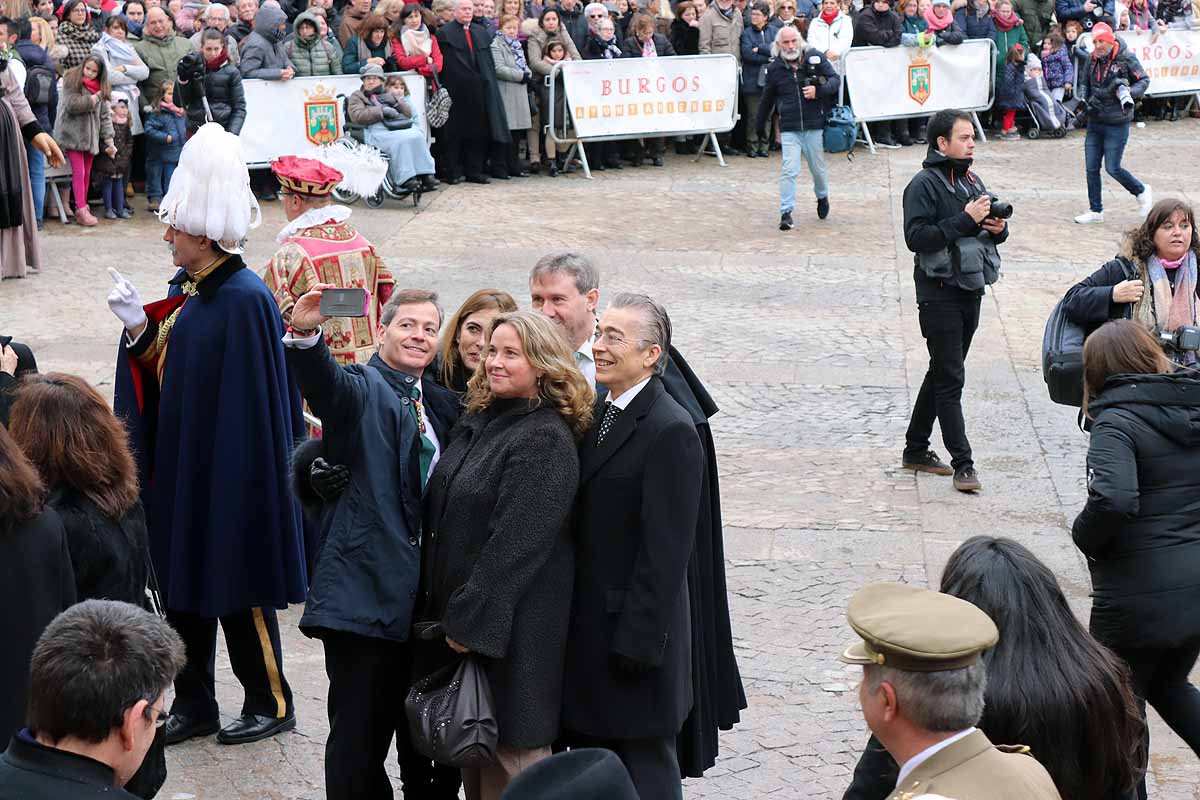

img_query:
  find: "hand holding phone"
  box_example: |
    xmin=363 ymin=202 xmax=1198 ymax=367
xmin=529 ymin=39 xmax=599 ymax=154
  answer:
xmin=319 ymin=287 xmax=371 ymax=318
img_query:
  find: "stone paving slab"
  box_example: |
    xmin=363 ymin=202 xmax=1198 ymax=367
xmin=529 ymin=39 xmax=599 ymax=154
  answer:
xmin=4 ymin=119 xmax=1199 ymax=798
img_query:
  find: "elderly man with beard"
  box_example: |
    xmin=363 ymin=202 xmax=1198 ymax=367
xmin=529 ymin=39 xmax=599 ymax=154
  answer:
xmin=756 ymin=25 xmax=838 ymax=231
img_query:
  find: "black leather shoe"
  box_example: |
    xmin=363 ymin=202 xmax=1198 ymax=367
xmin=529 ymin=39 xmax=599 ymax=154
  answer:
xmin=216 ymin=713 xmax=296 ymax=745
xmin=465 ymin=174 xmax=490 ymax=184
xmin=446 ymin=175 xmax=465 ymax=185
xmin=419 ymin=175 xmax=440 ymax=189
xmin=817 ymin=197 xmax=830 ymax=220
xmin=488 ymin=172 xmax=511 ymax=180
xmin=164 ymin=713 xmax=219 ymax=745
xmin=651 ymin=156 xmax=664 ymax=167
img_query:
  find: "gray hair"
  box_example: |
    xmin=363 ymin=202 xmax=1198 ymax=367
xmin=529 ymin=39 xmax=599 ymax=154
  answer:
xmin=529 ymin=252 xmax=600 ymax=295
xmin=609 ymin=292 xmax=672 ymax=376
xmin=26 ymin=600 xmax=185 ymax=744
xmin=381 ymin=288 xmax=443 ymax=328
xmin=771 ymin=24 xmax=807 ymax=54
xmin=203 ymin=3 xmax=230 ymax=18
xmin=863 ymin=662 xmax=987 ymax=733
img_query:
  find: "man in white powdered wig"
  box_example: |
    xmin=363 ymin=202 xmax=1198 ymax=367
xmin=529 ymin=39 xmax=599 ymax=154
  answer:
xmin=107 ymin=122 xmax=310 ymax=749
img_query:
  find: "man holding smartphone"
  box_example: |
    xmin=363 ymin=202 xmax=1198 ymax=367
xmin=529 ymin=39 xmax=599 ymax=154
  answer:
xmin=283 ymin=286 xmax=462 ymax=800
xmin=261 ymin=155 xmax=394 ymax=369
xmin=900 ymin=109 xmax=1008 ymax=494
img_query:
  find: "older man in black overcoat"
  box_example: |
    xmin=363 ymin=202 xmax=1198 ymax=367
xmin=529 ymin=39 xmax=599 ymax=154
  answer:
xmin=562 ymin=293 xmax=704 ymax=800
xmin=435 ymin=0 xmax=511 ymax=184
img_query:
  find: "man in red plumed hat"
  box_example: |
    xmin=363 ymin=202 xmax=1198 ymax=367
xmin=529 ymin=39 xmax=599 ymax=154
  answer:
xmin=260 ymin=155 xmax=394 ymax=373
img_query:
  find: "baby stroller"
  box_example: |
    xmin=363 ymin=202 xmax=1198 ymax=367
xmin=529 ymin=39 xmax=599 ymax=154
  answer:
xmin=1022 ymin=70 xmax=1075 ymax=139
xmin=330 ymin=94 xmax=424 ymax=209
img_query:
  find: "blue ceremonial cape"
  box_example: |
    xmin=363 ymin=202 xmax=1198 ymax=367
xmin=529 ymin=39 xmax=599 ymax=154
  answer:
xmin=113 ymin=256 xmax=308 ymax=618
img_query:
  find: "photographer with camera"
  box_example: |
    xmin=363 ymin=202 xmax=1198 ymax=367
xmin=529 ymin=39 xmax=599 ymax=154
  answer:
xmin=900 ymin=109 xmax=1008 ymax=493
xmin=1062 ymin=198 xmax=1200 ymax=365
xmin=1072 ymin=22 xmax=1152 ymax=226
xmin=174 ymin=30 xmax=246 ymax=137
xmin=756 ymin=24 xmax=839 ymax=231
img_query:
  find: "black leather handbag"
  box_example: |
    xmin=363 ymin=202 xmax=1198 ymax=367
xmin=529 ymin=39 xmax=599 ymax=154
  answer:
xmin=405 ymin=655 xmax=498 ymax=769
xmin=1042 ymin=256 xmax=1136 ymax=407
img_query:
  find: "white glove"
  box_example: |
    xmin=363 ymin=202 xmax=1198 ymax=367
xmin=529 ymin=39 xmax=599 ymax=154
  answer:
xmin=107 ymin=267 xmax=148 ymax=331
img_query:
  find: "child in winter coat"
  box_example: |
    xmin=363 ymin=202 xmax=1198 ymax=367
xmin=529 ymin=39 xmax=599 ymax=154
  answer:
xmin=997 ymin=42 xmax=1027 ymax=139
xmin=1040 ymin=30 xmax=1074 ymax=101
xmin=540 ymin=39 xmax=575 ymax=176
xmin=1023 ymin=54 xmax=1073 ymax=132
xmin=91 ymin=98 xmax=134 ymax=219
xmin=53 ymin=55 xmax=116 ymax=227
xmin=141 ymin=80 xmax=187 ymax=212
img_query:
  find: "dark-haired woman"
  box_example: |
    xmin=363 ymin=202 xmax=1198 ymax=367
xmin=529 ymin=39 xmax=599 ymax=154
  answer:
xmin=1062 ymin=198 xmax=1200 ymax=365
xmin=842 ymin=534 xmax=1145 ymax=800
xmin=0 ymin=424 xmax=75 ymax=745
xmin=8 ymin=372 xmax=166 ymax=798
xmin=436 ymin=288 xmax=519 ymax=394
xmin=1074 ymin=319 xmax=1200 ymax=793
xmin=58 ymin=0 xmax=101 ymax=72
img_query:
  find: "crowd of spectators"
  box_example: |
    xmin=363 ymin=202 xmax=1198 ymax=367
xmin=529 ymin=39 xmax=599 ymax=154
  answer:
xmin=0 ymin=0 xmax=1196 ymax=225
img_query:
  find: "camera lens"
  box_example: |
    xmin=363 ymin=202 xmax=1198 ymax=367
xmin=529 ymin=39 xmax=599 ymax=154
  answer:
xmin=989 ymin=200 xmax=1013 ymax=219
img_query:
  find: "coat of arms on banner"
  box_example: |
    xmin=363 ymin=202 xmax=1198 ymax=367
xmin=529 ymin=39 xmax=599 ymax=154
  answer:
xmin=908 ymin=55 xmax=932 ymax=105
xmin=303 ymin=85 xmax=339 ymax=145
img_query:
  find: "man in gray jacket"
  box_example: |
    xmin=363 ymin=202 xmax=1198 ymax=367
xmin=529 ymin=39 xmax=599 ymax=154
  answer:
xmin=238 ymin=4 xmax=295 ymax=80
xmin=238 ymin=4 xmax=294 ymax=200
xmin=698 ymin=0 xmax=743 ymax=153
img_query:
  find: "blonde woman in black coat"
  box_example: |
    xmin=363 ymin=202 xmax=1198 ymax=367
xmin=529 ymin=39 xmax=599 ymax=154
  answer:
xmin=416 ymin=311 xmax=593 ymax=800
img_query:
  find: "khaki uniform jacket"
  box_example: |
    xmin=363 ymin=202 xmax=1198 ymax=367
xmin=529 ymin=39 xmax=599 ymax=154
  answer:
xmin=888 ymin=730 xmax=1063 ymax=800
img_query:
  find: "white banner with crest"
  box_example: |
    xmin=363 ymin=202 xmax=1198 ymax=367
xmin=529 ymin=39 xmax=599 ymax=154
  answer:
xmin=842 ymin=40 xmax=994 ymax=121
xmin=558 ymin=54 xmax=738 ymax=139
xmin=240 ymin=73 xmax=428 ymax=166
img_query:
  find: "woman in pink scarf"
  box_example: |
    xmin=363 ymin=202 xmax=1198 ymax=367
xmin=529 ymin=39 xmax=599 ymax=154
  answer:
xmin=922 ymin=0 xmax=966 ymax=44
xmin=990 ymin=0 xmax=1028 ymax=95
xmin=393 ymin=2 xmax=443 ymax=78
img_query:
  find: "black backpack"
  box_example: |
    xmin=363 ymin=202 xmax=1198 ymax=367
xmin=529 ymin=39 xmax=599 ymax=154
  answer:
xmin=24 ymin=63 xmax=55 ymax=108
xmin=1042 ymin=257 xmax=1136 ymax=407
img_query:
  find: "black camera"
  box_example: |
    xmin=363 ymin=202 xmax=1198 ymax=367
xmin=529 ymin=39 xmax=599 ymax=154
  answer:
xmin=1158 ymin=325 xmax=1200 ymax=353
xmin=988 ymin=196 xmax=1013 ymax=219
xmin=802 ymin=54 xmax=827 ymax=88
xmin=177 ymin=51 xmax=206 ymax=84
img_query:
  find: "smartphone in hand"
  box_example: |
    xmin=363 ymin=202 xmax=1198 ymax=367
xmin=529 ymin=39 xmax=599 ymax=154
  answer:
xmin=319 ymin=288 xmax=370 ymax=318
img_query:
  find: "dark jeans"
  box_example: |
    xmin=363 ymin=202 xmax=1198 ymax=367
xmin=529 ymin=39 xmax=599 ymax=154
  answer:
xmin=1114 ymin=639 xmax=1200 ymax=799
xmin=1085 ymin=122 xmax=1144 ymax=212
xmin=322 ymin=632 xmax=461 ymax=800
xmin=102 ymin=177 xmax=126 ymax=214
xmin=145 ymin=158 xmax=176 ymax=202
xmin=904 ymin=296 xmax=981 ymax=471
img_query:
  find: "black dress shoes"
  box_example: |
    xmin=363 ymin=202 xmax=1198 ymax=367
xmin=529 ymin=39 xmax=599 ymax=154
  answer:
xmin=465 ymin=174 xmax=490 ymax=184
xmin=419 ymin=175 xmax=440 ymax=190
xmin=164 ymin=713 xmax=219 ymax=745
xmin=446 ymin=175 xmax=465 ymax=185
xmin=216 ymin=713 xmax=297 ymax=745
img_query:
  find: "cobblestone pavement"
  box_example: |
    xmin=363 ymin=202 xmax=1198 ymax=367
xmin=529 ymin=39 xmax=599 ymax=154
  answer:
xmin=3 ymin=121 xmax=1200 ymax=799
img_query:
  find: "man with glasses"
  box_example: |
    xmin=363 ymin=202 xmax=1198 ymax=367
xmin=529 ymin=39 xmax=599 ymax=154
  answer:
xmin=528 ymin=254 xmax=746 ymax=782
xmin=561 ymin=294 xmax=705 ymax=800
xmin=0 ymin=600 xmax=185 ymax=800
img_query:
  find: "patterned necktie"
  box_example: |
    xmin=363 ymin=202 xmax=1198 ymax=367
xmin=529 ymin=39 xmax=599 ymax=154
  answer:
xmin=596 ymin=402 xmax=621 ymax=446
xmin=409 ymin=384 xmax=436 ymax=490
